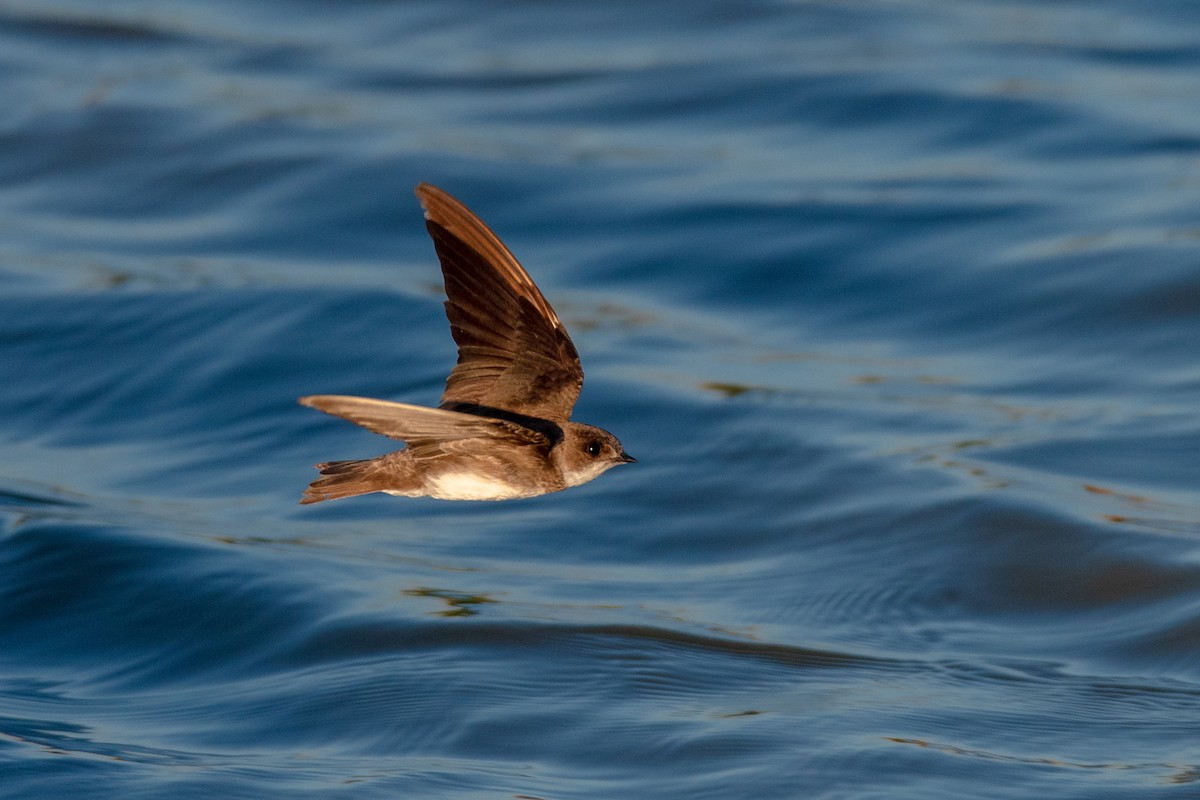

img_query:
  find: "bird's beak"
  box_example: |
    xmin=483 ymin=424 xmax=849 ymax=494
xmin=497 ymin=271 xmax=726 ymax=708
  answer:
xmin=619 ymin=452 xmax=637 ymax=464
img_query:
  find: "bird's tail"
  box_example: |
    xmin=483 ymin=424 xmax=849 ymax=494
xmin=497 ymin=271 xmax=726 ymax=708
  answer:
xmin=300 ymin=458 xmax=394 ymax=504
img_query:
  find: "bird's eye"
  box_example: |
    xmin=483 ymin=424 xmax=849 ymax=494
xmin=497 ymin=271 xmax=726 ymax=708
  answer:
xmin=585 ymin=441 xmax=602 ymax=457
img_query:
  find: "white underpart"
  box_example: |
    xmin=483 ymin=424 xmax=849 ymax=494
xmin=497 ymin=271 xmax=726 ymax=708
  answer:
xmin=424 ymin=471 xmax=527 ymax=501
xmin=563 ymin=461 xmax=613 ymax=488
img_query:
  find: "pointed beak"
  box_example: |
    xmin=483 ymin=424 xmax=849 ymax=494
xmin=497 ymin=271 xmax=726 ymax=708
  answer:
xmin=619 ymin=452 xmax=637 ymax=464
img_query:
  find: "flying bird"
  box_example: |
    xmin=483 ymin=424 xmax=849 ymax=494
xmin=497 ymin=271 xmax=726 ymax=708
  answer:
xmin=299 ymin=183 xmax=634 ymax=503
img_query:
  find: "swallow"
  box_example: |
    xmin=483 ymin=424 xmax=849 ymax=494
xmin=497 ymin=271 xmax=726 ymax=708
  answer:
xmin=299 ymin=183 xmax=634 ymax=503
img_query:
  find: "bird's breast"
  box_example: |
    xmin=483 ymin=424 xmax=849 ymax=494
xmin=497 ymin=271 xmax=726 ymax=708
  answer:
xmin=423 ymin=471 xmax=537 ymax=501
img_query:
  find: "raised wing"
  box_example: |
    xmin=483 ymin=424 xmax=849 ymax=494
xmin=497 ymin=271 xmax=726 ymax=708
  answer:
xmin=415 ymin=183 xmax=583 ymax=422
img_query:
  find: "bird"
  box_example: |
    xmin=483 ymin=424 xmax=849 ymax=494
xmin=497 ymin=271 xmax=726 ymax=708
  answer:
xmin=298 ymin=183 xmax=635 ymax=503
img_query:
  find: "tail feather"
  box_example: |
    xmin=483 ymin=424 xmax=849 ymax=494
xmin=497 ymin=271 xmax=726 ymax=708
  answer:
xmin=300 ymin=458 xmax=392 ymax=504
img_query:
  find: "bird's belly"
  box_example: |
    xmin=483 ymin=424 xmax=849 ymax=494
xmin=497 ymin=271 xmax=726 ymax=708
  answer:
xmin=421 ymin=471 xmax=532 ymax=501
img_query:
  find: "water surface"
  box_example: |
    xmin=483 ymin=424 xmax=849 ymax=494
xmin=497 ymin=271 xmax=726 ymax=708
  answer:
xmin=3 ymin=1 xmax=1200 ymax=797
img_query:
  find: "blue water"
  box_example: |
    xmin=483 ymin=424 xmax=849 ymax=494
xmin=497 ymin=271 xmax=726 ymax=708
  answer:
xmin=3 ymin=1 xmax=1200 ymax=797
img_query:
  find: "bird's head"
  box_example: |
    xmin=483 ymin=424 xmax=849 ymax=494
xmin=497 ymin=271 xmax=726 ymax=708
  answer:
xmin=557 ymin=422 xmax=636 ymax=488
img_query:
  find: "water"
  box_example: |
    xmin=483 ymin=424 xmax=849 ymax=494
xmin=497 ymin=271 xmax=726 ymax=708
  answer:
xmin=3 ymin=0 xmax=1200 ymax=797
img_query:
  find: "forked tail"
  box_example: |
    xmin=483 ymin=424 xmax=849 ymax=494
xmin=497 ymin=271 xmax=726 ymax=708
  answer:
xmin=300 ymin=458 xmax=390 ymax=504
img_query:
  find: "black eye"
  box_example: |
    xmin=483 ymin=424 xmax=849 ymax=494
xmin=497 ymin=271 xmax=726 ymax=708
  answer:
xmin=585 ymin=441 xmax=602 ymax=457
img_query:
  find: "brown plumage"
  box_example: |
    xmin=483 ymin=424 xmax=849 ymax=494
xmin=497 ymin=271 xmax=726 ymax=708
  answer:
xmin=299 ymin=184 xmax=634 ymax=503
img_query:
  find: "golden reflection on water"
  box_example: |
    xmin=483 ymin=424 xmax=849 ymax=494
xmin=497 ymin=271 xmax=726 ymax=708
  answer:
xmin=404 ymin=587 xmax=498 ymax=617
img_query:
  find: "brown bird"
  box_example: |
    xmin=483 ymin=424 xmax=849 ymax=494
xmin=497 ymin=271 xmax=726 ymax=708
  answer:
xmin=299 ymin=183 xmax=635 ymax=503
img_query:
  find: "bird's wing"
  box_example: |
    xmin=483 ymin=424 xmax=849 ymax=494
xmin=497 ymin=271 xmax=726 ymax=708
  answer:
xmin=299 ymin=395 xmax=549 ymax=457
xmin=415 ymin=183 xmax=583 ymax=423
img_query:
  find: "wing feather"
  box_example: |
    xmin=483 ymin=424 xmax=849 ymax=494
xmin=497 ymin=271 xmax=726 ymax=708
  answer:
xmin=415 ymin=183 xmax=583 ymax=422
xmin=299 ymin=395 xmax=548 ymax=453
